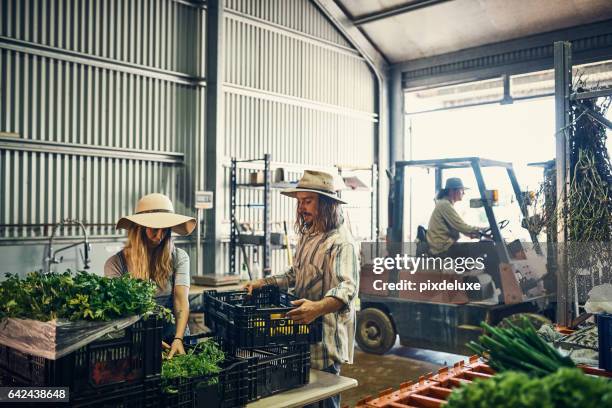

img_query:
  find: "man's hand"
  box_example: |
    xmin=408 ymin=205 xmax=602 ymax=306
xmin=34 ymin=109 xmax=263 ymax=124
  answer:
xmin=467 ymin=231 xmax=481 ymax=239
xmin=286 ymin=299 xmax=323 ymax=324
xmin=243 ymin=278 xmax=266 ymax=294
xmin=467 ymin=228 xmax=488 ymax=239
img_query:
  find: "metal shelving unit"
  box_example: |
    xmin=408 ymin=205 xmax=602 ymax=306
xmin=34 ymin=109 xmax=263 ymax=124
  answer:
xmin=229 ymin=154 xmax=272 ymax=278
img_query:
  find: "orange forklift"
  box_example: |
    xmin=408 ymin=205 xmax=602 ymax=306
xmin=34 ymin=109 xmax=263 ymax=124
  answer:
xmin=356 ymin=157 xmax=555 ymax=355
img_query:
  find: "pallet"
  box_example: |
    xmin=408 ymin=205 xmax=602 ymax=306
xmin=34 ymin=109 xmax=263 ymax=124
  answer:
xmin=354 ymin=356 xmax=611 ymax=408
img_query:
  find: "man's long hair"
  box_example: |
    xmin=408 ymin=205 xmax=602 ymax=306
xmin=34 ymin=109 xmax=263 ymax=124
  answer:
xmin=294 ymin=194 xmax=342 ymax=235
xmin=437 ymin=188 xmax=461 ymax=200
xmin=436 ymin=188 xmax=450 ymax=199
xmin=124 ymin=226 xmax=173 ymax=291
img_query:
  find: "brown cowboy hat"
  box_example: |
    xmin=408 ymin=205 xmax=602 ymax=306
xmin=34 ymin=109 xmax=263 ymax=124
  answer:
xmin=281 ymin=170 xmax=347 ymax=204
xmin=116 ymin=193 xmax=196 ymax=235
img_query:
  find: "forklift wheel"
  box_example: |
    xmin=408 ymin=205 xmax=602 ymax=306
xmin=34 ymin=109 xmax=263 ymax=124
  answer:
xmin=356 ymin=308 xmax=396 ymax=355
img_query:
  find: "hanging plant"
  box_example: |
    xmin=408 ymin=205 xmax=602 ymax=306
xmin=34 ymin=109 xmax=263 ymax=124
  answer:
xmin=564 ymin=78 xmax=612 ymax=293
xmin=567 ymin=79 xmax=612 ymax=242
xmin=523 ymin=167 xmax=557 ymax=238
xmin=567 ymin=150 xmax=612 ymax=242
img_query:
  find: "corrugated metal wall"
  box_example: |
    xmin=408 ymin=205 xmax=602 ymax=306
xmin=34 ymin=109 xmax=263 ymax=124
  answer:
xmin=0 ymin=0 xmax=378 ymax=277
xmin=225 ymin=0 xmax=352 ymax=47
xmin=0 ymin=0 xmax=206 ymax=274
xmin=221 ymin=0 xmax=377 ymax=277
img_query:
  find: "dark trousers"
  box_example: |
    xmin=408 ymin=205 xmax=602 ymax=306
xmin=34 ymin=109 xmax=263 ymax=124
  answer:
xmin=304 ymin=362 xmax=341 ymax=408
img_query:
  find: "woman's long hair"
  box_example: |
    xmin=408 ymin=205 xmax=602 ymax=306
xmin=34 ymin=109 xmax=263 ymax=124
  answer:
xmin=124 ymin=226 xmax=173 ymax=291
xmin=294 ymin=195 xmax=342 ymax=235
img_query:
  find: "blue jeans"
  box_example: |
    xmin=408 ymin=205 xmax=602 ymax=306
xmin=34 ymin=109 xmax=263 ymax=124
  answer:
xmin=305 ymin=363 xmax=341 ymax=408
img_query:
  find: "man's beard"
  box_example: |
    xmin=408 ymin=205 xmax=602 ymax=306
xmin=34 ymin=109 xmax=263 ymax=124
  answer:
xmin=300 ymin=215 xmax=318 ymax=234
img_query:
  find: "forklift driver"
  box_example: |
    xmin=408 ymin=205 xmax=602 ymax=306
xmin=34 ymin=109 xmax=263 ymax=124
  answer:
xmin=426 ymin=177 xmax=486 ymax=259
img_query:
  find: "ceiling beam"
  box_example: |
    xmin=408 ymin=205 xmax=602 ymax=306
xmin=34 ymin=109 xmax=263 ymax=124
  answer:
xmin=394 ymin=18 xmax=612 ymax=90
xmin=352 ymin=0 xmax=452 ymax=26
xmin=313 ymin=0 xmax=389 ymax=73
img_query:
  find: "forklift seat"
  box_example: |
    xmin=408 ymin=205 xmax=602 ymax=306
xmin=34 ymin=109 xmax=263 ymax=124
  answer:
xmin=416 ymin=226 xmax=429 ymax=256
xmin=416 ymin=225 xmax=427 ymax=242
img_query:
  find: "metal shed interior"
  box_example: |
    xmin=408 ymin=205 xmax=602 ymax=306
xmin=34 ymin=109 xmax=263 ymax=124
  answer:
xmin=1 ymin=0 xmax=612 ymax=279
xmin=0 ymin=0 xmax=378 ymax=277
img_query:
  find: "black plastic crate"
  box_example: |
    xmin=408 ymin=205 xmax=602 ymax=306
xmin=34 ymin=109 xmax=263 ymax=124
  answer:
xmin=597 ymin=313 xmax=612 ymax=371
xmin=161 ymin=340 xmax=249 ymax=408
xmin=0 ymin=315 xmax=163 ymax=400
xmin=71 ymin=376 xmax=162 ymax=408
xmin=236 ymin=343 xmax=311 ymax=402
xmin=0 ymin=372 xmax=162 ymax=408
xmin=202 ymin=336 xmax=310 ymax=402
xmin=204 ymin=286 xmax=322 ymax=348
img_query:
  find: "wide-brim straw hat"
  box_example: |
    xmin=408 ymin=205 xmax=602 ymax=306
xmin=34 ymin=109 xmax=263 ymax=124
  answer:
xmin=116 ymin=193 xmax=196 ymax=235
xmin=281 ymin=170 xmax=347 ymax=204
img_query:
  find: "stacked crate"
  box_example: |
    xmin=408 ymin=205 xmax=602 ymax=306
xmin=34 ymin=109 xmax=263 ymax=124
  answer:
xmin=204 ymin=285 xmax=322 ymax=403
xmin=160 ymin=345 xmax=249 ymax=408
xmin=0 ymin=316 xmax=164 ymax=407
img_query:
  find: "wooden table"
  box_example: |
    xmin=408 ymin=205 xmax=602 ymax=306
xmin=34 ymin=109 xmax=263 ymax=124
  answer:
xmin=247 ymin=369 xmax=358 ymax=408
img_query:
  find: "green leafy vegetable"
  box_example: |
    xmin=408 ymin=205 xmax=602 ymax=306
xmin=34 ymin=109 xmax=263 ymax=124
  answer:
xmin=467 ymin=318 xmax=574 ymax=376
xmin=162 ymin=340 xmax=225 ymax=393
xmin=446 ymin=368 xmax=612 ymax=408
xmin=0 ymin=270 xmax=173 ymax=322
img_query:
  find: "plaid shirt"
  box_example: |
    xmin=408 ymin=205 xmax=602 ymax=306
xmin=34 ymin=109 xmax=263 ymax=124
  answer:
xmin=266 ymin=223 xmax=360 ymax=370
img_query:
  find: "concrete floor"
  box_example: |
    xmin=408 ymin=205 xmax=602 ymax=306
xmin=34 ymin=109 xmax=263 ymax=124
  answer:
xmin=339 ymin=342 xmax=466 ymax=407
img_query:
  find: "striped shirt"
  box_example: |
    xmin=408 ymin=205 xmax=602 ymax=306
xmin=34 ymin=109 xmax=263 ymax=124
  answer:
xmin=267 ymin=223 xmax=360 ymax=370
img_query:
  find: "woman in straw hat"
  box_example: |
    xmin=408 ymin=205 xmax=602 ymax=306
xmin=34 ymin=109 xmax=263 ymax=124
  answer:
xmin=104 ymin=193 xmax=196 ymax=358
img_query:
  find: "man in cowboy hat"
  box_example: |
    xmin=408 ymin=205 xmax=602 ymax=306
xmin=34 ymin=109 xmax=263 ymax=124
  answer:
xmin=426 ymin=177 xmax=485 ymax=256
xmin=245 ymin=170 xmax=359 ymax=408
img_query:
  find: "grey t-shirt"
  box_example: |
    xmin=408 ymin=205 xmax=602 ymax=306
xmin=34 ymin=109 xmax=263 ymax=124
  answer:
xmin=104 ymin=247 xmax=190 ymax=296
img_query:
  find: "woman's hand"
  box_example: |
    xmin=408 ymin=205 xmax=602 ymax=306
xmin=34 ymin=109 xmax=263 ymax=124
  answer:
xmin=162 ymin=338 xmax=186 ymax=359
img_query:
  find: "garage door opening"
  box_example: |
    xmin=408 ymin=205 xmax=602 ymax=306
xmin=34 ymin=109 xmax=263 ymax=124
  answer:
xmin=403 ymin=61 xmax=612 ymax=242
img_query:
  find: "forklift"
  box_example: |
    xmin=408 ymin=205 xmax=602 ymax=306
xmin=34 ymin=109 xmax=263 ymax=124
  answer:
xmin=356 ymin=157 xmax=555 ymax=355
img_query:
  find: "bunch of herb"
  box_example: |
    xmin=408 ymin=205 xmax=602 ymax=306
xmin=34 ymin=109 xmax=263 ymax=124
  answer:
xmin=467 ymin=318 xmax=574 ymax=377
xmin=162 ymin=339 xmax=225 ymax=393
xmin=545 ymin=367 xmax=612 ymax=407
xmin=0 ymin=270 xmax=172 ymax=322
xmin=446 ymin=368 xmax=612 ymax=408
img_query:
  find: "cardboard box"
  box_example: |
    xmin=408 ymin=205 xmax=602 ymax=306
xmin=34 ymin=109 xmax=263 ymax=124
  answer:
xmin=249 ymin=171 xmax=265 ymax=185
